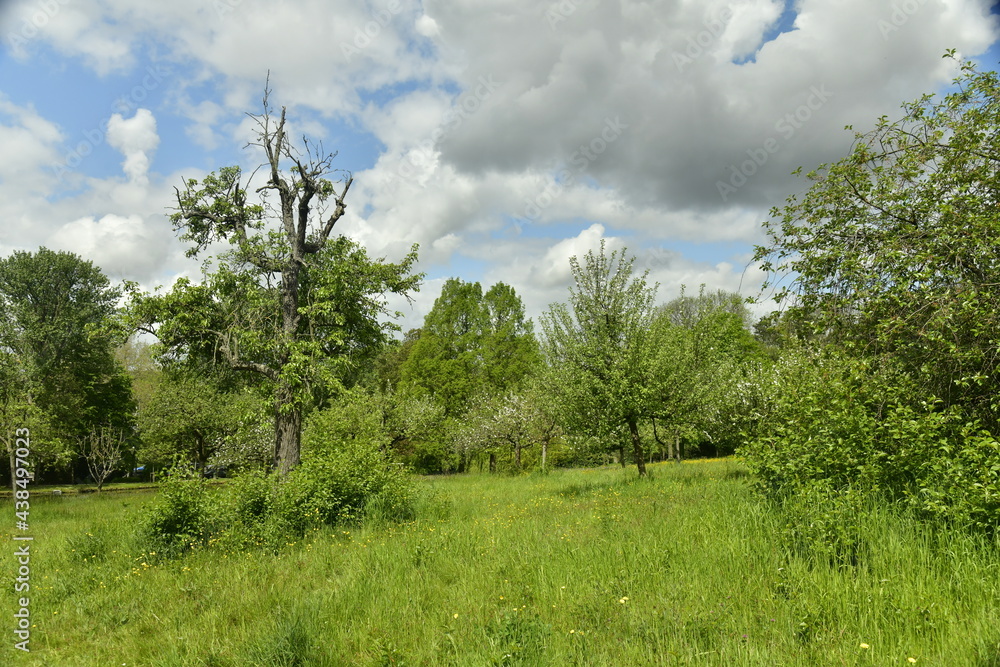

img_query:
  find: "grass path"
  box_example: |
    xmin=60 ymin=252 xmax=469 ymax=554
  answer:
xmin=2 ymin=459 xmax=999 ymax=665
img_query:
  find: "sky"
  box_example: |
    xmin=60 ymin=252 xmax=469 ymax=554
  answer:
xmin=1 ymin=0 xmax=999 ymax=333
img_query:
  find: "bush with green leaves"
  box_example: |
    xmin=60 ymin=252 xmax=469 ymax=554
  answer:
xmin=139 ymin=394 xmax=418 ymax=555
xmin=290 ymin=401 xmax=416 ymax=528
xmin=139 ymin=462 xmax=210 ymax=555
xmin=742 ymin=345 xmax=1000 ymax=533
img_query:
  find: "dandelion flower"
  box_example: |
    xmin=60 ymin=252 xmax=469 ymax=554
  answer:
xmin=908 ymin=659 xmax=917 ymax=664
xmin=860 ymin=643 xmax=870 ymax=649
xmin=453 ymin=613 xmax=459 ymax=619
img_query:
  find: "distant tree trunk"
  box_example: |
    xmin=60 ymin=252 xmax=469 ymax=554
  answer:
xmin=515 ymin=443 xmax=522 ymax=469
xmin=618 ymin=443 xmax=626 ymax=468
xmin=628 ymin=419 xmax=647 ymax=477
xmin=7 ymin=439 xmax=15 ymax=493
xmin=674 ymin=429 xmax=681 ymax=464
xmin=489 ymin=452 xmax=496 ymax=474
xmin=541 ymin=440 xmax=547 ymax=472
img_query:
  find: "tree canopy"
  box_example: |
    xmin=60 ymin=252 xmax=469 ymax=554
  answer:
xmin=754 ymin=56 xmax=1000 ymax=428
xmin=0 ymin=248 xmax=133 ymax=481
xmin=540 ymin=241 xmax=658 ymax=476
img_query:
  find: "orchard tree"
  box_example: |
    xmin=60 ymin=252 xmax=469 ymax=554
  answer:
xmin=653 ymin=287 xmax=767 ymax=457
xmin=753 ymin=55 xmax=1000 ymax=428
xmin=81 ymin=426 xmax=126 ymax=491
xmin=132 ymin=86 xmax=420 ymax=476
xmin=540 ymin=241 xmax=657 ymax=476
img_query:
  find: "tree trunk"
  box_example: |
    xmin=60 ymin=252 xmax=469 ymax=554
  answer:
xmin=541 ymin=440 xmax=547 ymax=473
xmin=515 ymin=444 xmax=522 ymax=470
xmin=618 ymin=444 xmax=626 ymax=468
xmin=489 ymin=452 xmax=496 ymax=474
xmin=273 ymin=380 xmax=302 ymax=476
xmin=273 ymin=260 xmax=302 ymax=477
xmin=628 ymin=419 xmax=647 ymax=477
xmin=7 ymin=438 xmax=15 ymax=493
xmin=674 ymin=430 xmax=681 ymax=464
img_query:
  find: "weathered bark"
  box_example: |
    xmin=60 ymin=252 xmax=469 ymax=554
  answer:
xmin=541 ymin=440 xmax=547 ymax=472
xmin=628 ymin=419 xmax=647 ymax=477
xmin=273 ymin=380 xmax=302 ymax=476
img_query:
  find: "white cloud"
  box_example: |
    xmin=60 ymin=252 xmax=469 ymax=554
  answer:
xmin=47 ymin=213 xmax=171 ymax=281
xmin=106 ymin=109 xmax=159 ymax=185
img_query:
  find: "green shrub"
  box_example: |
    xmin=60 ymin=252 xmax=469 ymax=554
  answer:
xmin=741 ymin=345 xmax=1000 ymax=534
xmin=140 ymin=462 xmax=209 ymax=555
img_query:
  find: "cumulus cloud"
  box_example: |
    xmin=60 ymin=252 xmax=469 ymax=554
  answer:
xmin=107 ymin=109 xmax=159 ymax=185
xmin=3 ymin=0 xmax=999 ymax=333
xmin=424 ymin=0 xmax=1000 ymax=212
xmin=47 ymin=214 xmax=171 ymax=282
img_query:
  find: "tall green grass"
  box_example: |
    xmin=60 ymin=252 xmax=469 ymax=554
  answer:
xmin=2 ymin=459 xmax=999 ymax=665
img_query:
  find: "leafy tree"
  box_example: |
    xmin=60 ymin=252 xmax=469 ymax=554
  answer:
xmin=365 ymin=328 xmax=421 ymax=394
xmin=397 ymin=280 xmax=537 ymax=472
xmin=401 ymin=280 xmax=538 ymax=418
xmin=0 ymin=248 xmax=133 ymax=481
xmin=457 ymin=379 xmax=562 ymax=473
xmin=753 ymin=56 xmax=1000 ymax=429
xmin=131 ymin=87 xmax=420 ymax=476
xmin=653 ymin=287 xmax=768 ymax=457
xmin=481 ymin=283 xmax=540 ymax=391
xmin=540 ymin=241 xmax=658 ymax=476
xmin=400 ymin=279 xmax=486 ymax=417
xmin=138 ymin=373 xmax=264 ymax=469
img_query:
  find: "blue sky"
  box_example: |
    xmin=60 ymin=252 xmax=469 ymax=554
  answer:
xmin=1 ymin=0 xmax=998 ymax=331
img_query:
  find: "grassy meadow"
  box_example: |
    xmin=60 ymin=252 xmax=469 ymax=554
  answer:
xmin=3 ymin=459 xmax=1000 ymax=665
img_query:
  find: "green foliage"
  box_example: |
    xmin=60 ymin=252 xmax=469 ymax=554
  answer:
xmin=0 ymin=248 xmax=134 ymax=479
xmin=651 ymin=286 xmax=769 ymax=457
xmin=742 ymin=345 xmax=1000 ymax=533
xmin=293 ymin=400 xmax=415 ymax=526
xmin=140 ymin=400 xmax=417 ymax=554
xmin=401 ymin=279 xmax=538 ymax=420
xmin=754 ymin=58 xmax=1000 ymax=430
xmin=138 ymin=372 xmax=268 ymax=469
xmin=140 ymin=463 xmax=209 ymax=556
xmin=746 ymin=60 xmax=1000 ymax=535
xmin=540 ymin=240 xmax=658 ymax=474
